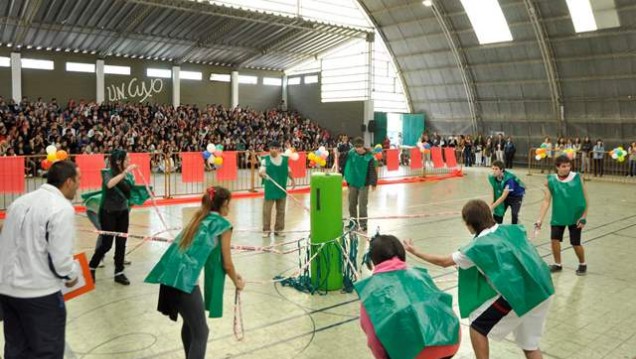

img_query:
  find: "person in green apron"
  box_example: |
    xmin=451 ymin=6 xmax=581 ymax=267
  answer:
xmin=535 ymin=155 xmax=589 ymax=275
xmin=87 ymin=150 xmax=138 ymax=285
xmin=404 ymin=199 xmax=554 ymax=359
xmin=344 ymin=137 xmax=378 ymax=232
xmin=259 ymin=141 xmax=295 ymax=238
xmin=355 ymin=234 xmax=461 ymax=359
xmin=488 ymin=160 xmax=525 ymax=224
xmin=145 ymin=186 xmax=245 ymax=359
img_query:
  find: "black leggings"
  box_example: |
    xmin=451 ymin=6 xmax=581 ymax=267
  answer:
xmin=178 ymin=286 xmax=209 ymax=359
xmin=493 ymin=196 xmax=523 ymax=224
xmin=89 ymin=209 xmax=129 ymax=273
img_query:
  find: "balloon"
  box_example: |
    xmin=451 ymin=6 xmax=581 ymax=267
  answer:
xmin=290 ymin=152 xmax=300 ymax=161
xmin=216 ymin=145 xmax=224 ymax=151
xmin=214 ymin=157 xmax=223 ymax=166
xmin=424 ymin=143 xmax=431 ymax=149
xmin=207 ymin=154 xmax=216 ymax=164
xmin=535 ymin=155 xmax=542 ymax=161
xmin=320 ymin=152 xmax=327 ymax=159
xmin=308 ymin=153 xmax=316 ymax=161
xmin=309 ymin=160 xmax=316 ymax=167
xmin=202 ymin=151 xmax=211 ymax=160
xmin=284 ymin=149 xmax=292 ymax=156
xmin=612 ymin=153 xmax=618 ymax=159
xmin=319 ymin=146 xmax=326 ymax=153
xmin=374 ymin=153 xmax=383 ymax=160
xmin=56 ymin=150 xmax=68 ymax=161
xmin=207 ymin=144 xmax=216 ymax=153
xmin=323 ymin=150 xmax=329 ymax=158
xmin=540 ymin=143 xmax=547 ymax=149
xmin=213 ymin=150 xmax=222 ymax=157
xmin=46 ymin=145 xmax=57 ymax=155
xmin=41 ymin=159 xmax=52 ymax=170
xmin=47 ymin=152 xmax=57 ymax=162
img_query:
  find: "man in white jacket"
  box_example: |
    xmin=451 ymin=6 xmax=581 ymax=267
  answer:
xmin=0 ymin=160 xmax=81 ymax=359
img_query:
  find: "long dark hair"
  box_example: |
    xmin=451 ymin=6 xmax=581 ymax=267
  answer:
xmin=109 ymin=150 xmax=127 ymax=175
xmin=369 ymin=235 xmax=406 ymax=266
xmin=179 ymin=186 xmax=231 ymax=251
xmin=462 ymin=200 xmax=496 ymax=236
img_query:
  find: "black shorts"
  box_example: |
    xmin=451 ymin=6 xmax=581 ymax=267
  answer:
xmin=470 ymin=296 xmax=512 ymax=336
xmin=551 ymin=225 xmax=582 ymax=245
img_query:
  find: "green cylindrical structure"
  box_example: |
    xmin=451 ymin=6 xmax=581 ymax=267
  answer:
xmin=310 ymin=172 xmax=343 ymax=291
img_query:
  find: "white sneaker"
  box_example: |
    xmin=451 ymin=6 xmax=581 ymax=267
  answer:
xmin=262 ymin=232 xmax=271 ymax=238
xmin=274 ymin=232 xmax=286 ymax=237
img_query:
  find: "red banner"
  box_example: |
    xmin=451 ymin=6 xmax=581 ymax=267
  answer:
xmin=75 ymin=154 xmax=105 ymax=189
xmin=216 ymin=151 xmax=238 ymax=181
xmin=431 ymin=147 xmax=444 ymax=168
xmin=0 ymin=157 xmax=25 ymax=194
xmin=444 ymin=148 xmax=458 ymax=168
xmin=180 ymin=152 xmax=204 ymax=183
xmin=386 ymin=149 xmax=399 ymax=171
xmin=289 ymin=152 xmax=307 ymax=179
xmin=129 ymin=153 xmax=151 ymax=185
xmin=410 ymin=148 xmax=422 ymax=170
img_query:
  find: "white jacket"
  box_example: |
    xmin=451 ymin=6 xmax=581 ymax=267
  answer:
xmin=0 ymin=184 xmax=79 ymax=298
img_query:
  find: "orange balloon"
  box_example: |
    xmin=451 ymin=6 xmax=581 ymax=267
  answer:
xmin=56 ymin=150 xmax=68 ymax=161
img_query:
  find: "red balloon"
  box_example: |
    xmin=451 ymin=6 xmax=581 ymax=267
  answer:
xmin=41 ymin=159 xmax=52 ymax=170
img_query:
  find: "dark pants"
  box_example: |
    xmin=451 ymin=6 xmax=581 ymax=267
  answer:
xmin=493 ymin=195 xmax=523 ymax=224
xmin=178 ymin=286 xmax=209 ymax=359
xmin=0 ymin=292 xmax=66 ymax=359
xmin=505 ymin=155 xmax=514 ymax=169
xmin=593 ymin=158 xmax=604 ymax=176
xmin=89 ymin=209 xmax=129 ymax=274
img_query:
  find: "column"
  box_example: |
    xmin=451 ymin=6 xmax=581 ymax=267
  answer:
xmin=172 ymin=65 xmax=180 ymax=107
xmin=231 ymin=70 xmax=239 ymax=108
xmin=96 ymin=59 xmax=105 ymax=103
xmin=10 ymin=52 xmax=21 ymax=103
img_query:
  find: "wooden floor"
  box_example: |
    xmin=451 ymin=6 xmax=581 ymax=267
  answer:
xmin=2 ymin=167 xmax=636 ymax=359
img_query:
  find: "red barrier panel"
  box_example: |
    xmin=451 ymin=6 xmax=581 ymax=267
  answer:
xmin=75 ymin=154 xmax=104 ymax=189
xmin=129 ymin=153 xmax=151 ymax=185
xmin=386 ymin=149 xmax=399 ymax=171
xmin=443 ymin=148 xmax=458 ymax=168
xmin=180 ymin=152 xmax=204 ymax=183
xmin=216 ymin=151 xmax=238 ymax=181
xmin=410 ymin=148 xmax=422 ymax=170
xmin=431 ymin=147 xmax=444 ymax=168
xmin=0 ymin=157 xmax=25 ymax=194
xmin=290 ymin=152 xmax=307 ymax=179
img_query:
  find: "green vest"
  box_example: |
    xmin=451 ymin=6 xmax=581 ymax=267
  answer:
xmin=344 ymin=149 xmax=373 ymax=188
xmin=80 ymin=170 xmax=151 ymax=211
xmin=263 ymin=155 xmax=289 ymax=200
xmin=458 ymin=225 xmax=554 ymax=318
xmin=354 ymin=267 xmax=460 ymax=359
xmin=145 ymin=212 xmax=232 ymax=318
xmin=547 ymin=172 xmax=586 ymax=226
xmin=488 ymin=171 xmax=525 ymax=217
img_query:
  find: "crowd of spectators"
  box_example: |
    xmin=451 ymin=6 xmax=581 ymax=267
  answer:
xmin=0 ymin=96 xmax=335 ymax=174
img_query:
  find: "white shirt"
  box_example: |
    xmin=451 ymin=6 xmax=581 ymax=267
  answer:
xmin=451 ymin=224 xmax=499 ymax=269
xmin=259 ymin=154 xmax=283 ymax=175
xmin=0 ymin=184 xmax=79 ymax=298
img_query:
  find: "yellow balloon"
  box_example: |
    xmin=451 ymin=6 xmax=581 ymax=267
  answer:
xmin=47 ymin=152 xmax=57 ymax=162
xmin=214 ymin=157 xmax=223 ymax=165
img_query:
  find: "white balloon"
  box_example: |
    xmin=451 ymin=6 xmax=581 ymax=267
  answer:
xmin=46 ymin=145 xmax=57 ymax=155
xmin=207 ymin=144 xmax=216 ymax=153
xmin=611 ymin=153 xmax=618 ymax=159
xmin=323 ymin=150 xmax=329 ymax=158
xmin=284 ymin=149 xmax=292 ymax=156
xmin=207 ymin=154 xmax=216 ymax=164
xmin=535 ymin=155 xmax=542 ymax=161
xmin=319 ymin=146 xmax=326 ymax=153
xmin=290 ymin=152 xmax=300 ymax=161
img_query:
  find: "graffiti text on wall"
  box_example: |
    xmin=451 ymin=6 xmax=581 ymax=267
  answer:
xmin=107 ymin=78 xmax=164 ymax=103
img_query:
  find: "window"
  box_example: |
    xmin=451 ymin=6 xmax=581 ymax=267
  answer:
xmin=263 ymin=77 xmax=282 ymax=86
xmin=0 ymin=57 xmax=9 ymax=67
xmin=21 ymin=58 xmax=54 ymax=70
xmin=460 ymin=0 xmax=513 ymax=44
xmin=210 ymin=73 xmax=231 ymax=82
xmin=147 ymin=68 xmax=172 ymax=78
xmin=238 ymin=75 xmax=258 ymax=84
xmin=66 ymin=62 xmax=95 ymax=73
xmin=104 ymin=65 xmax=131 ymax=75
xmin=180 ymin=70 xmax=202 ymax=80
xmin=565 ymin=0 xmax=620 ymax=33
xmin=304 ymin=75 xmax=319 ymax=84
xmin=287 ymin=77 xmax=301 ymax=85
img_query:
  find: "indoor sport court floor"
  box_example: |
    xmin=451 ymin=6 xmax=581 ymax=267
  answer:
xmin=1 ymin=167 xmax=636 ymax=359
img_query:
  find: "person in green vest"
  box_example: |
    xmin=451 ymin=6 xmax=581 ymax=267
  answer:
xmin=344 ymin=137 xmax=378 ymax=232
xmin=535 ymin=155 xmax=589 ymax=275
xmin=87 ymin=150 xmax=139 ymax=285
xmin=404 ymin=199 xmax=554 ymax=359
xmin=145 ymin=186 xmax=245 ymax=359
xmin=259 ymin=141 xmax=295 ymax=238
xmin=355 ymin=234 xmax=461 ymax=359
xmin=488 ymin=160 xmax=526 ymax=224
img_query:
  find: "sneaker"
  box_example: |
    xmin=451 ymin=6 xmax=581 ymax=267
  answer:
xmin=262 ymin=232 xmax=271 ymax=238
xmin=274 ymin=232 xmax=286 ymax=237
xmin=114 ymin=273 xmax=131 ymax=285
xmin=97 ymin=260 xmax=105 ymax=268
xmin=549 ymin=264 xmax=563 ymax=273
xmin=576 ymin=264 xmax=587 ymax=276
